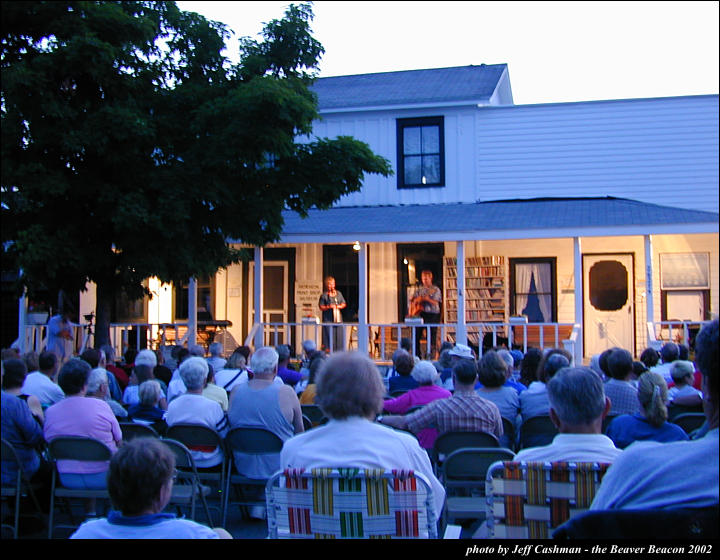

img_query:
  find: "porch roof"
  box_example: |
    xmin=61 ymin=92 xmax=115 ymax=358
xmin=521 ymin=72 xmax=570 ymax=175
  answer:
xmin=275 ymin=197 xmax=719 ymax=244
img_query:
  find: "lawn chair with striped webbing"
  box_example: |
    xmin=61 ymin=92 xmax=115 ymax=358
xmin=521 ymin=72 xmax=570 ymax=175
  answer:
xmin=266 ymin=468 xmax=437 ymax=539
xmin=483 ymin=461 xmax=611 ymax=539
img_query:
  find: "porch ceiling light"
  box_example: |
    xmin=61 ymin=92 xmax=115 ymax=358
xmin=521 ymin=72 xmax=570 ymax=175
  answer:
xmin=353 ymin=241 xmax=361 ymax=251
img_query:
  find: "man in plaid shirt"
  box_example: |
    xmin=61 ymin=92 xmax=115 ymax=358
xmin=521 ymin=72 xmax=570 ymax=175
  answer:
xmin=380 ymin=360 xmax=503 ymax=440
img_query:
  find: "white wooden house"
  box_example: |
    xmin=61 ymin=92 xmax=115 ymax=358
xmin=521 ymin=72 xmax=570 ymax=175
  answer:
xmin=64 ymin=65 xmax=718 ymax=361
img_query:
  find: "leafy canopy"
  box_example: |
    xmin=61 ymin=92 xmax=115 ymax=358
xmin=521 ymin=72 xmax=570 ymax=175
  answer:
xmin=1 ymin=1 xmax=391 ymax=312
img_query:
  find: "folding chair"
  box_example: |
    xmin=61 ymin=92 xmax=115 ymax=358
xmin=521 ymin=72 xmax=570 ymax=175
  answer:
xmin=441 ymin=447 xmax=516 ymax=530
xmin=501 ymin=417 xmax=516 ymax=451
xmin=46 ymin=436 xmax=112 ymax=539
xmin=301 ymin=414 xmax=313 ymax=432
xmin=1 ymin=438 xmax=46 ymax=539
xmin=165 ymin=423 xmax=225 ymax=509
xmin=266 ymin=468 xmax=438 ymax=539
xmin=222 ymin=427 xmax=284 ymax=527
xmin=161 ymin=438 xmax=214 ymax=525
xmin=670 ymin=413 xmax=706 ymax=435
xmin=483 ymin=460 xmax=611 ymax=539
xmin=119 ymin=422 xmax=160 ymax=441
xmin=431 ymin=431 xmax=500 ymax=476
xmin=301 ymin=405 xmax=326 ymax=427
xmin=517 ymin=415 xmax=558 ymax=450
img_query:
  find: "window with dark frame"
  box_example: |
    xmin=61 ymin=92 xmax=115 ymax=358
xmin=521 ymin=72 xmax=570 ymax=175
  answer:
xmin=509 ymin=258 xmax=557 ymax=323
xmin=396 ymin=116 xmax=445 ymax=188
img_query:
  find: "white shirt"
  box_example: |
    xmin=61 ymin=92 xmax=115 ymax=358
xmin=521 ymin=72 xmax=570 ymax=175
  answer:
xmin=165 ymin=394 xmax=228 ymax=467
xmin=513 ymin=433 xmax=623 ymax=464
xmin=280 ymin=417 xmax=445 ymax=521
xmin=22 ymin=371 xmax=65 ymax=406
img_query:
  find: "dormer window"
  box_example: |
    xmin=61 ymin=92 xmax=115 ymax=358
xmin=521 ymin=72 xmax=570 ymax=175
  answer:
xmin=396 ymin=116 xmax=445 ymax=188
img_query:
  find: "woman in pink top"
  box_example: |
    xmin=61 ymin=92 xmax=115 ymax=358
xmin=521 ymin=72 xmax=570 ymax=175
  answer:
xmin=44 ymin=358 xmax=122 ymax=490
xmin=382 ymin=361 xmax=451 ymax=449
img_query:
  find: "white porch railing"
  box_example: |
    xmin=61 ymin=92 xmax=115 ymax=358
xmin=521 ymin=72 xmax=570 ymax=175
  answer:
xmin=248 ymin=320 xmax=579 ymax=362
xmin=646 ymin=320 xmax=712 ymax=351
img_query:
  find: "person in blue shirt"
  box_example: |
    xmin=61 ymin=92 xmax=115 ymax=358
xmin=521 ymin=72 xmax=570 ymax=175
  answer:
xmin=71 ymin=438 xmax=231 ymax=539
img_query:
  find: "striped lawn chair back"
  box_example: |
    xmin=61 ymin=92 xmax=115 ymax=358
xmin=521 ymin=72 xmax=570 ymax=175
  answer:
xmin=266 ymin=468 xmax=437 ymax=539
xmin=484 ymin=461 xmax=611 ymax=539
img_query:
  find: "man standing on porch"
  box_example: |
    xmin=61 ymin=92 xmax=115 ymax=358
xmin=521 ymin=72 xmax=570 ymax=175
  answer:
xmin=409 ymin=270 xmax=442 ymax=359
xmin=318 ymin=276 xmax=346 ymax=353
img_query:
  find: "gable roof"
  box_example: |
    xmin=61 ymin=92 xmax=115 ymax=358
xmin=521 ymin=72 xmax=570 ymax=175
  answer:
xmin=311 ymin=64 xmax=508 ymax=111
xmin=275 ymin=197 xmax=719 ymax=243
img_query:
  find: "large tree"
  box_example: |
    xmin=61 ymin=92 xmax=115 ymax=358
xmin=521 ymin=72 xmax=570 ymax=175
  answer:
xmin=1 ymin=1 xmax=391 ymax=346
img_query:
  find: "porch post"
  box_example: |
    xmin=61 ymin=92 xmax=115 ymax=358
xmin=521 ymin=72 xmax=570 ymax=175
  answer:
xmin=456 ymin=240 xmax=467 ymax=346
xmin=358 ymin=242 xmax=369 ymax=355
xmin=573 ymin=237 xmax=584 ymax=361
xmin=644 ymin=234 xmax=654 ymax=326
xmin=188 ymin=277 xmax=197 ymax=346
xmin=254 ymin=246 xmax=264 ymax=349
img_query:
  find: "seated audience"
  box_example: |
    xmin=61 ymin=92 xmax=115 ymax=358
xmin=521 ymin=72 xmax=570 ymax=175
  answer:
xmin=80 ymin=348 xmax=122 ymax=403
xmin=70 ymin=438 xmax=231 ymax=539
xmin=276 ymin=344 xmax=303 ymax=387
xmin=205 ymin=342 xmax=227 ymax=374
xmin=227 ymin=347 xmax=303 ymax=480
xmin=382 ymin=360 xmax=451 ymax=449
xmin=668 ymin=360 xmax=703 ymax=404
xmin=152 ymin=349 xmax=173 ymax=387
xmin=640 ymin=347 xmax=660 ymax=370
xmin=1 ymin=362 xmax=49 ymax=489
xmin=604 ymin=348 xmax=642 ymax=416
xmin=441 ymin=343 xmax=476 ymax=391
xmin=606 ymin=371 xmax=689 ymax=449
xmin=514 ymin=366 xmax=621 ymax=463
xmin=165 ymin=357 xmax=227 ymax=468
xmin=123 ymin=350 xmax=168 ymax=408
xmin=590 ymin=320 xmax=719 ymax=510
xmin=388 ymin=349 xmax=418 ymax=394
xmin=86 ymin=368 xmax=128 ymax=419
xmin=202 ymin=365 xmax=229 ymax=412
xmin=127 ymin=380 xmax=167 ymax=434
xmin=519 ymin=347 xmax=543 ymax=388
xmin=381 ymin=359 xmax=503 ymax=440
xmin=650 ymin=342 xmax=680 ymax=384
xmin=44 ymin=358 xmax=122 ymax=497
xmin=475 ymin=351 xmax=520 ymax=425
xmin=299 ymin=353 xmax=326 ymax=405
xmin=519 ymin=349 xmax=571 ymax=422
xmin=280 ymin=351 xmax=445 ymax=522
xmin=214 ymin=349 xmax=248 ymax=393
xmin=21 ymin=350 xmax=64 ymax=407
xmin=3 ymin=358 xmax=44 ymax=424
xmin=100 ymin=344 xmax=129 ymax=390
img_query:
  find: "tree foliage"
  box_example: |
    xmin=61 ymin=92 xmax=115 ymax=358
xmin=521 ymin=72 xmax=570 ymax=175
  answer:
xmin=1 ymin=1 xmax=391 ymax=345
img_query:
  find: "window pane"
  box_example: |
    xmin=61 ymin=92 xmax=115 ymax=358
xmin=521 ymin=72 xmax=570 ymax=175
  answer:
xmin=422 ymin=156 xmax=440 ymax=184
xmin=660 ymin=253 xmax=710 ymax=289
xmin=404 ymin=156 xmax=422 ymax=184
xmin=589 ymin=260 xmax=628 ymax=311
xmin=421 ymin=125 xmax=439 ymax=153
xmin=403 ymin=127 xmax=421 ymax=155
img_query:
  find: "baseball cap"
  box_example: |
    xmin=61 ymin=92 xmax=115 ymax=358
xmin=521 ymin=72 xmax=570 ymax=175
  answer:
xmin=448 ymin=343 xmax=474 ymax=359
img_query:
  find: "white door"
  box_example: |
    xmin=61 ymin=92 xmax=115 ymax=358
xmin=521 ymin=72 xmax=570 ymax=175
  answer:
xmin=583 ymin=254 xmax=635 ymax=357
xmin=248 ymin=261 xmax=289 ymax=346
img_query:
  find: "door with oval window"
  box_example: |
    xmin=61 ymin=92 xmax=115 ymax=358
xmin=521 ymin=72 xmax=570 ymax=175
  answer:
xmin=583 ymin=254 xmax=635 ymax=358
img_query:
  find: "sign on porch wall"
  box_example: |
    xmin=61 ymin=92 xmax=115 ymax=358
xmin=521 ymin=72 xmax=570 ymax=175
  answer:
xmin=295 ymin=282 xmax=323 ymax=318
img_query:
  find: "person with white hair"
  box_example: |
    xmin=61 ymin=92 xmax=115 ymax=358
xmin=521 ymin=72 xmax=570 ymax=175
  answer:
xmin=667 ymin=360 xmax=703 ymax=404
xmin=127 ymin=380 xmax=167 ymax=432
xmin=122 ymin=349 xmax=168 ymax=408
xmin=165 ymin=357 xmax=228 ymax=468
xmin=206 ymin=342 xmax=227 ymax=374
xmin=514 ymin=366 xmax=622 ymax=463
xmin=227 ymin=347 xmax=303 ymax=480
xmin=381 ymin=360 xmax=451 ymax=449
xmin=86 ymin=368 xmax=128 ymax=419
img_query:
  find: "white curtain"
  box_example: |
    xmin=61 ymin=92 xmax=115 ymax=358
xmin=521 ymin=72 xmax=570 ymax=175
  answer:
xmin=516 ymin=263 xmax=552 ymax=323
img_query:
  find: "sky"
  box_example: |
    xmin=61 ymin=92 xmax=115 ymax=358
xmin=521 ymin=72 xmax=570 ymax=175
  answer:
xmin=175 ymin=1 xmax=719 ymax=105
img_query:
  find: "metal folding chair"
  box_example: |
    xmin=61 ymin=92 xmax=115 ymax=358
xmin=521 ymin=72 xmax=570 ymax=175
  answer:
xmin=46 ymin=436 xmax=112 ymax=539
xmin=222 ymin=427 xmax=284 ymax=527
xmin=301 ymin=405 xmax=326 ymax=427
xmin=1 ymin=438 xmax=46 ymax=539
xmin=119 ymin=422 xmax=160 ymax=441
xmin=670 ymin=413 xmax=706 ymax=435
xmin=441 ymin=446 xmax=516 ymax=531
xmin=161 ymin=438 xmax=214 ymax=525
xmin=517 ymin=415 xmax=558 ymax=450
xmin=431 ymin=430 xmax=500 ymax=475
xmin=266 ymin=468 xmax=437 ymax=539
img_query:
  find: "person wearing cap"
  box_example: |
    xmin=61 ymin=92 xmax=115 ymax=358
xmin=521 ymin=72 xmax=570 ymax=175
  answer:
xmin=380 ymin=359 xmax=503 ymax=441
xmin=122 ymin=349 xmax=168 ymax=409
xmin=441 ymin=343 xmax=475 ymax=390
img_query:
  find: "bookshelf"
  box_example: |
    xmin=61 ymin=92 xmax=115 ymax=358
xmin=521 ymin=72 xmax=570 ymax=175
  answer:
xmin=444 ymin=256 xmax=507 ymax=344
